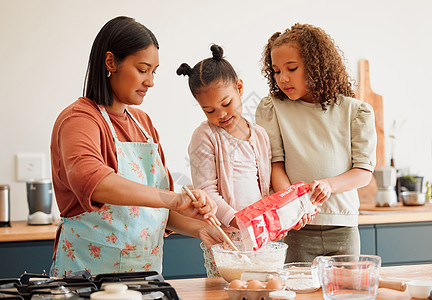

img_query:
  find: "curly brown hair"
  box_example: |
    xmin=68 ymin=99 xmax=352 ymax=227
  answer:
xmin=261 ymin=23 xmax=355 ymax=110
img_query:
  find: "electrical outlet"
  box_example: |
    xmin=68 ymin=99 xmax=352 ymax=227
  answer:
xmin=16 ymin=153 xmax=45 ymax=182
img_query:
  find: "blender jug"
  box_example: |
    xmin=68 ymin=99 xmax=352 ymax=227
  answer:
xmin=27 ymin=179 xmax=54 ymax=225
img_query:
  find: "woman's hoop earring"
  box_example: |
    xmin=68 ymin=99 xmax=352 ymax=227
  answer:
xmin=107 ymin=71 xmax=111 ymax=78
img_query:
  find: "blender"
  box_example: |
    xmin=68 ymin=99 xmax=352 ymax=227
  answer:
xmin=27 ymin=179 xmax=54 ymax=225
xmin=374 ymin=166 xmax=398 ymax=207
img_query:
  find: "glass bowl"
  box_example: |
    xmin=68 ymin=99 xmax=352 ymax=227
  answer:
xmin=278 ymin=262 xmax=320 ymax=293
xmin=211 ymin=242 xmax=288 ymax=282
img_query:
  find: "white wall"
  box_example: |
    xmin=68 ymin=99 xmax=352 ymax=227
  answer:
xmin=1 ymin=0 xmax=431 ymax=221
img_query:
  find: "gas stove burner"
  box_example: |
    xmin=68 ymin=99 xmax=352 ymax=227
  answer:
xmin=39 ymin=285 xmax=73 ymax=297
xmin=142 ymin=291 xmax=166 ymax=300
xmin=0 ymin=271 xmax=179 ymax=300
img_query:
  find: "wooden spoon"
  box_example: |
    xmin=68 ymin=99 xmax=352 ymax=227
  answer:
xmin=182 ymin=186 xmax=254 ymax=266
xmin=181 ymin=186 xmax=239 ymax=251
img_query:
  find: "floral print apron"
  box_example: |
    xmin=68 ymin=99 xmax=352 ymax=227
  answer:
xmin=53 ymin=106 xmax=169 ymax=276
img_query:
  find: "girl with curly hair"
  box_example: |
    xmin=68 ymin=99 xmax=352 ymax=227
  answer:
xmin=256 ymin=24 xmax=377 ymax=262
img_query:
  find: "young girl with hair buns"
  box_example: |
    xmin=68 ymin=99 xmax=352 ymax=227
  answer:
xmin=256 ymin=24 xmax=377 ymax=262
xmin=177 ymin=44 xmax=314 ymax=277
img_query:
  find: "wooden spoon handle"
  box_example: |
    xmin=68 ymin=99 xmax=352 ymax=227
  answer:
xmin=208 ymin=217 xmax=239 ymax=251
xmin=182 ymin=186 xmax=239 ymax=251
xmin=379 ymin=279 xmax=407 ymax=291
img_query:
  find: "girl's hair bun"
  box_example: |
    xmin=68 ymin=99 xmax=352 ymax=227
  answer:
xmin=176 ymin=63 xmax=192 ymax=76
xmin=210 ymin=44 xmax=224 ymax=61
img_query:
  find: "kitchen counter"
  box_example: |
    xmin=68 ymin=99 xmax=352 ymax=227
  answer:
xmin=359 ymin=202 xmax=432 ymax=225
xmin=0 ymin=220 xmax=59 ymax=242
xmin=1 ymin=204 xmax=432 ymax=242
xmin=167 ymin=263 xmax=432 ymax=300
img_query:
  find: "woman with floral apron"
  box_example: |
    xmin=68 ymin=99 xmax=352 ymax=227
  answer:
xmin=53 ymin=106 xmax=169 ymax=275
xmin=50 ymin=16 xmax=222 ymax=276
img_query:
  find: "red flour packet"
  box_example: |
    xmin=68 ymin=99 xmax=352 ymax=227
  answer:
xmin=234 ymin=181 xmax=318 ymax=251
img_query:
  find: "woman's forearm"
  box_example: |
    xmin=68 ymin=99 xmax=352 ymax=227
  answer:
xmin=92 ymin=173 xmax=218 ymax=222
xmin=92 ymin=172 xmax=179 ymax=209
xmin=167 ymin=211 xmax=224 ymax=248
xmin=167 ymin=211 xmax=203 ymax=239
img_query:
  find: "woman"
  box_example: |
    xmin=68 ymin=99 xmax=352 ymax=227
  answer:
xmin=50 ymin=16 xmax=222 ymax=276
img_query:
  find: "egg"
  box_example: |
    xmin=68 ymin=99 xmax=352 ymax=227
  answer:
xmin=246 ymin=279 xmax=265 ymax=290
xmin=273 ymin=276 xmax=284 ymax=285
xmin=228 ymin=279 xmax=245 ymax=289
xmin=265 ymin=277 xmax=284 ymax=290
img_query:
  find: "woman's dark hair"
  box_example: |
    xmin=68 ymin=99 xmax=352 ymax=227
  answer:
xmin=261 ymin=23 xmax=355 ymax=110
xmin=176 ymin=44 xmax=238 ymax=96
xmin=84 ymin=16 xmax=159 ymax=106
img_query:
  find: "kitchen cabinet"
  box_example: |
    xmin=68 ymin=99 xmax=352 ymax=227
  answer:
xmin=162 ymin=234 xmax=206 ymax=279
xmin=0 ymin=240 xmax=54 ymax=278
xmin=359 ymin=224 xmax=376 ymax=255
xmin=2 ymin=216 xmax=432 ymax=279
xmin=0 ymin=231 xmax=206 ymax=279
xmin=359 ymin=221 xmax=432 ymax=266
xmin=376 ymin=222 xmax=432 ymax=265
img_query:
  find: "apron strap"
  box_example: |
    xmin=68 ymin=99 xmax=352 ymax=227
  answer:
xmin=125 ymin=109 xmax=153 ymax=142
xmin=52 ymin=218 xmax=64 ymax=260
xmin=97 ymin=105 xmax=153 ymax=142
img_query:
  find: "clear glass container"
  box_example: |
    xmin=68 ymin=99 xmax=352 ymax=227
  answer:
xmin=316 ymin=255 xmax=381 ymax=300
xmin=278 ymin=262 xmax=320 ymax=293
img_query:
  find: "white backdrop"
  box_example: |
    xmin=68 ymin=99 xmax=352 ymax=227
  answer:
xmin=1 ymin=0 xmax=432 ymax=221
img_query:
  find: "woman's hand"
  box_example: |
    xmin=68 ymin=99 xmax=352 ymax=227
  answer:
xmin=197 ymin=223 xmax=225 ymax=249
xmin=172 ymin=189 xmax=219 ymax=225
xmin=309 ymin=179 xmax=332 ymax=205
